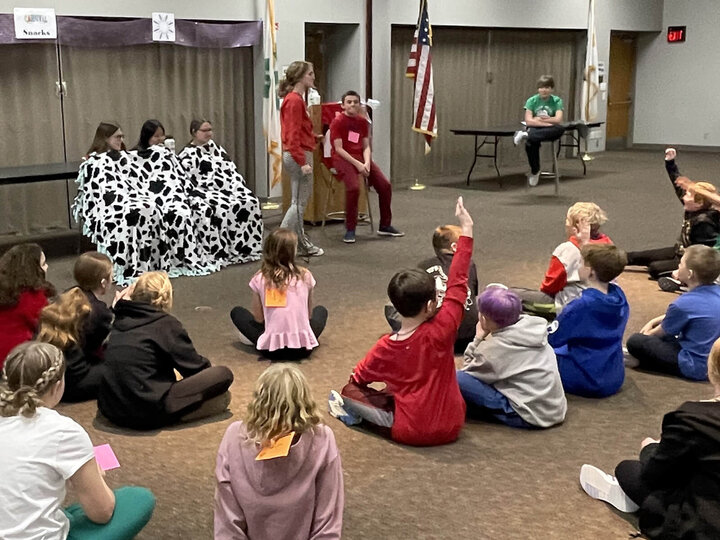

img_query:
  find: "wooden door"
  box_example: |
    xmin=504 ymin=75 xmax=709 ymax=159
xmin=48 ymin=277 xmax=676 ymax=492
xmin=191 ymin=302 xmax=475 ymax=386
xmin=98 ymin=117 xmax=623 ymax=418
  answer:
xmin=606 ymin=33 xmax=636 ymax=148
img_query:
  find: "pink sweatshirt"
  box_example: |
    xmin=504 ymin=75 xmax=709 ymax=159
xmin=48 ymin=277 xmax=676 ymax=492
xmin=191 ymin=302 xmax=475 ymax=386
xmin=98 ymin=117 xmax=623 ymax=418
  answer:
xmin=214 ymin=421 xmax=343 ymax=540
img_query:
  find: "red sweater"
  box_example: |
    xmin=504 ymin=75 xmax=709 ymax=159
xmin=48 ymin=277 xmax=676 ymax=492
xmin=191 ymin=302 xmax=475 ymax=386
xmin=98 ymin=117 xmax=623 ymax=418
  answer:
xmin=352 ymin=236 xmax=472 ymax=446
xmin=0 ymin=289 xmax=49 ymax=368
xmin=280 ymin=92 xmax=315 ymax=166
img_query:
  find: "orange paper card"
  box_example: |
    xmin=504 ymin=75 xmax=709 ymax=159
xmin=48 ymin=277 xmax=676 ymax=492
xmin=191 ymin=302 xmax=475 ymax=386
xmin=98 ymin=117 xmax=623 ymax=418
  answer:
xmin=256 ymin=432 xmax=295 ymax=461
xmin=265 ymin=287 xmax=287 ymax=308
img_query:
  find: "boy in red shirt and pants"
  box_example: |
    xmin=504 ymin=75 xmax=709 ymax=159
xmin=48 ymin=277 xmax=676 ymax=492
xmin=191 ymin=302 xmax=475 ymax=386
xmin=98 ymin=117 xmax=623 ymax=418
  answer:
xmin=330 ymin=90 xmax=403 ymax=244
xmin=328 ymin=197 xmax=472 ymax=446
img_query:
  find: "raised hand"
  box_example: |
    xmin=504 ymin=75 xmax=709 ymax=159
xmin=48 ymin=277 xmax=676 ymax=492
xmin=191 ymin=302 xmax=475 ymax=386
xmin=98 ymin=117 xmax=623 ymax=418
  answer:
xmin=665 ymin=147 xmax=677 ymax=161
xmin=455 ymin=196 xmax=474 ymax=237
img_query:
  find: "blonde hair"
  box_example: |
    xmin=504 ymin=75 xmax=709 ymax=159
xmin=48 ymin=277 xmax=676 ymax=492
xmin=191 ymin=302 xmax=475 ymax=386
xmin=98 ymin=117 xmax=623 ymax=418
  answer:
xmin=0 ymin=342 xmax=65 ymax=417
xmin=565 ymin=202 xmax=608 ymax=234
xmin=37 ymin=288 xmax=92 ymax=350
xmin=709 ymin=338 xmax=720 ymax=386
xmin=131 ymin=271 xmax=173 ymax=311
xmin=692 ymin=181 xmax=717 ymax=207
xmin=244 ymin=364 xmax=322 ymax=445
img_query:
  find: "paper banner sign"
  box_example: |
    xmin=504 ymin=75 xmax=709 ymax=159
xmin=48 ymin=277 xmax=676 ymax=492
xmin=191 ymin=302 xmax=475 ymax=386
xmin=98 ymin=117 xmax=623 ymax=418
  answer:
xmin=152 ymin=12 xmax=176 ymax=42
xmin=13 ymin=8 xmax=57 ymax=39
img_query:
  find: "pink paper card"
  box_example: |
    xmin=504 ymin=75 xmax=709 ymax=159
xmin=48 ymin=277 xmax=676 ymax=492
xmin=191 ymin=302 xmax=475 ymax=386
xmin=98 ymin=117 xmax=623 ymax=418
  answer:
xmin=348 ymin=131 xmax=360 ymax=143
xmin=94 ymin=444 xmax=120 ymax=471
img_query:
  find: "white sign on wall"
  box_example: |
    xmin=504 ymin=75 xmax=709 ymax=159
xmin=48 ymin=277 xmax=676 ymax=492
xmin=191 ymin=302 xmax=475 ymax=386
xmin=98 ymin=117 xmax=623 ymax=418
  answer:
xmin=152 ymin=12 xmax=176 ymax=42
xmin=13 ymin=8 xmax=57 ymax=39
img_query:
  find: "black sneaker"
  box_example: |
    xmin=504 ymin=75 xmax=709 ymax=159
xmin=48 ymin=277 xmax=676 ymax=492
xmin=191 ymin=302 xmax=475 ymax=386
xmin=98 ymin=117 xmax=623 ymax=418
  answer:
xmin=658 ymin=277 xmax=682 ymax=293
xmin=377 ymin=225 xmax=405 ymax=237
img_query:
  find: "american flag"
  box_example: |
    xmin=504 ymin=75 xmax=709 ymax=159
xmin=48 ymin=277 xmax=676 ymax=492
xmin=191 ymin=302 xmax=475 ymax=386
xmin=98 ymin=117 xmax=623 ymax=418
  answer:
xmin=406 ymin=0 xmax=437 ymax=154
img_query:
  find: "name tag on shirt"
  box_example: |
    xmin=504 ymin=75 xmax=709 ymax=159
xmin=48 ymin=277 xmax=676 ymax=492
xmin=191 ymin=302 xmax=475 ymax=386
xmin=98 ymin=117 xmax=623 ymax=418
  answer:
xmin=348 ymin=130 xmax=360 ymax=143
xmin=265 ymin=287 xmax=287 ymax=308
xmin=256 ymin=432 xmax=295 ymax=460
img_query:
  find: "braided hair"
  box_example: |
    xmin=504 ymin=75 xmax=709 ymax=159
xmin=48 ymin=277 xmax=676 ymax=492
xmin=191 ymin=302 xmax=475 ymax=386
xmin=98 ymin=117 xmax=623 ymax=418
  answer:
xmin=0 ymin=342 xmax=65 ymax=418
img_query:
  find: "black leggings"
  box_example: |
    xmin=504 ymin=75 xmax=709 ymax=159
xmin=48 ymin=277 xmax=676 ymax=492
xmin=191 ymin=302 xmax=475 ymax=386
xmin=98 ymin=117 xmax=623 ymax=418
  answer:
xmin=626 ymin=246 xmax=679 ymax=279
xmin=163 ymin=366 xmax=234 ymax=417
xmin=230 ymin=305 xmax=328 ymax=360
xmin=615 ymin=459 xmax=651 ymax=507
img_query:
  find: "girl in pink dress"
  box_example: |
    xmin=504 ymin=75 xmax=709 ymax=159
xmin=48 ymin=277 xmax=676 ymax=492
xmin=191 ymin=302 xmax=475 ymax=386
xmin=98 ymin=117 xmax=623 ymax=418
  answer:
xmin=231 ymin=228 xmax=327 ymax=360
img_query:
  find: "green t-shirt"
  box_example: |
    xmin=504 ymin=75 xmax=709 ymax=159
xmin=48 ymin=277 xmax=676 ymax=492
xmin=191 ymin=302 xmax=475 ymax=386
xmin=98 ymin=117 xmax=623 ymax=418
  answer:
xmin=524 ymin=94 xmax=564 ymax=118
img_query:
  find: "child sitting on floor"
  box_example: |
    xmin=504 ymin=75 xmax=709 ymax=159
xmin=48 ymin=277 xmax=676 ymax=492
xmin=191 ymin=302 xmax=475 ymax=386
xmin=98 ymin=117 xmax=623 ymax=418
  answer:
xmin=0 ymin=342 xmax=155 ymax=540
xmin=0 ymin=243 xmax=56 ymax=368
xmin=548 ymin=243 xmax=629 ymax=397
xmin=230 ymin=228 xmax=328 ymax=361
xmin=36 ymin=288 xmax=105 ymax=402
xmin=516 ymin=202 xmax=612 ymax=317
xmin=73 ymin=252 xmax=114 ymax=358
xmin=98 ymin=271 xmax=234 ymax=430
xmin=626 ymin=148 xmax=720 ymax=281
xmin=457 ymin=286 xmax=566 ymax=428
xmin=214 ymin=364 xmax=343 ymax=539
xmin=385 ymin=224 xmax=479 ymax=354
xmin=626 ymin=245 xmax=720 ymax=381
xmin=328 ymin=197 xmax=472 ymax=447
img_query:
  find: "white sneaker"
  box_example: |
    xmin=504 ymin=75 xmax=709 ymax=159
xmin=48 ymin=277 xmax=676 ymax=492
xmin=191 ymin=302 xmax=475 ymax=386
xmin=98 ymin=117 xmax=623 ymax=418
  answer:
xmin=328 ymin=390 xmax=361 ymax=426
xmin=580 ymin=464 xmax=639 ymax=513
xmin=527 ymin=172 xmax=540 ymax=187
xmin=513 ymin=130 xmax=528 ymax=146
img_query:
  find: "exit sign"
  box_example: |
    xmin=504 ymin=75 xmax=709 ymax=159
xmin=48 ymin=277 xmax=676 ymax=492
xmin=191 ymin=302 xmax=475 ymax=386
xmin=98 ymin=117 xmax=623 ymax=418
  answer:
xmin=667 ymin=26 xmax=686 ymax=43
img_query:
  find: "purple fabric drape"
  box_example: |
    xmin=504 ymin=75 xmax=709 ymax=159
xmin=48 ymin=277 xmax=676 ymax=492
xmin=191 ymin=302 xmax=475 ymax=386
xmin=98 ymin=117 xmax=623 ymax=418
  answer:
xmin=0 ymin=14 xmax=261 ymax=47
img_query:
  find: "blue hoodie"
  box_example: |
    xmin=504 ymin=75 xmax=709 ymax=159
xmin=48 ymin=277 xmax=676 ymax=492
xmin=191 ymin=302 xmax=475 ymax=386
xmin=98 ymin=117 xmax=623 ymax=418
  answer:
xmin=548 ymin=283 xmax=629 ymax=397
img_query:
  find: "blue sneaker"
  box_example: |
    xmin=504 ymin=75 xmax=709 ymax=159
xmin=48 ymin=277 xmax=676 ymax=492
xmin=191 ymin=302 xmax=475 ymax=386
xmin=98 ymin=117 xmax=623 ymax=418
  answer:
xmin=328 ymin=390 xmax=361 ymax=426
xmin=377 ymin=225 xmax=404 ymax=237
xmin=343 ymin=230 xmax=356 ymax=243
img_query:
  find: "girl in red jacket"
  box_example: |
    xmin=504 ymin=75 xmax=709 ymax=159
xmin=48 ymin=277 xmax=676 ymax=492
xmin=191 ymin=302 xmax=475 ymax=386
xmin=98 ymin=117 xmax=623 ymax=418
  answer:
xmin=0 ymin=243 xmax=55 ymax=367
xmin=278 ymin=60 xmax=324 ymax=257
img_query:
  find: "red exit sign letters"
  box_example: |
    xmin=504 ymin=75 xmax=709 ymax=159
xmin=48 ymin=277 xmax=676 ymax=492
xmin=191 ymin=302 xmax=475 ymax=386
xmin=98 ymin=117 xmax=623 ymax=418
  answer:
xmin=667 ymin=26 xmax=686 ymax=43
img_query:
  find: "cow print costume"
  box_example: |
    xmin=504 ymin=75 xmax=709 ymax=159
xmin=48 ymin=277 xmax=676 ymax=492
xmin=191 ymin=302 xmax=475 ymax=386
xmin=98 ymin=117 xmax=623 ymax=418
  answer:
xmin=177 ymin=140 xmax=263 ymax=266
xmin=73 ymin=145 xmax=262 ymax=285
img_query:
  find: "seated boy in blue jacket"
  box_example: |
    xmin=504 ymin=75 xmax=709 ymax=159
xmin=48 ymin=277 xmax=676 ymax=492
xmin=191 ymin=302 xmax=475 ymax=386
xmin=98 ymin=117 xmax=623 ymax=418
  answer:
xmin=548 ymin=243 xmax=629 ymax=397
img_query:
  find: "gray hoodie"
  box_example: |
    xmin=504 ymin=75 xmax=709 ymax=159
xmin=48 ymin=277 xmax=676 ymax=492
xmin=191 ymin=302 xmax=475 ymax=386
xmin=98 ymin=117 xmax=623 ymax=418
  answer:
xmin=461 ymin=314 xmax=567 ymax=427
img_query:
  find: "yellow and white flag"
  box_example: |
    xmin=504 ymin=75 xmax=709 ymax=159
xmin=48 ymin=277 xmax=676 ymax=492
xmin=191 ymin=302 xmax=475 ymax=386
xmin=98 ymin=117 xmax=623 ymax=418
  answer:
xmin=261 ymin=0 xmax=283 ymax=194
xmin=581 ymin=0 xmax=599 ymax=122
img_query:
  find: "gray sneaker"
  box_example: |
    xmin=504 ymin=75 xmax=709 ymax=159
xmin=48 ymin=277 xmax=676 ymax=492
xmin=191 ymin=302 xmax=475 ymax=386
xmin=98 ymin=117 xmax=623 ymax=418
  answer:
xmin=513 ymin=130 xmax=528 ymax=145
xmin=300 ymin=244 xmax=324 ymax=257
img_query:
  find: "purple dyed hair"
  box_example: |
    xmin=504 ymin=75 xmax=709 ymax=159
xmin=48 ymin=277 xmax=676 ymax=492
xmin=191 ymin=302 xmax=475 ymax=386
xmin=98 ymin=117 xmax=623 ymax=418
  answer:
xmin=478 ymin=287 xmax=522 ymax=328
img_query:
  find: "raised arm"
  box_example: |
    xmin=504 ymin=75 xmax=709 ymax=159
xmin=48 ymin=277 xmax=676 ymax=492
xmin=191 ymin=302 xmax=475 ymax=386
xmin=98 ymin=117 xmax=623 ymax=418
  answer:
xmin=664 ymin=148 xmax=685 ymax=202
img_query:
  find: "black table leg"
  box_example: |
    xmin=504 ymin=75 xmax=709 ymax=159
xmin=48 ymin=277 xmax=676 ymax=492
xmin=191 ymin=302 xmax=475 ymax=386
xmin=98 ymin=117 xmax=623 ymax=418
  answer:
xmin=466 ymin=134 xmax=480 ymax=186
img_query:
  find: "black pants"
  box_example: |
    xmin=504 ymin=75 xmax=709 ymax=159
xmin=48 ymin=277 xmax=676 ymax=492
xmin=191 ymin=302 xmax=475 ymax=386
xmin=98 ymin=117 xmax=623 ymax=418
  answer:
xmin=163 ymin=365 xmax=234 ymax=417
xmin=626 ymin=246 xmax=679 ymax=279
xmin=62 ymin=363 xmax=105 ymax=403
xmin=525 ymin=125 xmax=565 ymax=174
xmin=626 ymin=333 xmax=683 ymax=377
xmin=230 ymin=305 xmax=328 ymax=360
xmin=615 ymin=459 xmax=651 ymax=507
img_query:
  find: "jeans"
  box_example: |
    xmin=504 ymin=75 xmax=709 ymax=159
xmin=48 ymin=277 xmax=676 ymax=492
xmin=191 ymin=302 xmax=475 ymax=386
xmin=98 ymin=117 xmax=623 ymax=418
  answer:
xmin=456 ymin=370 xmax=532 ymax=428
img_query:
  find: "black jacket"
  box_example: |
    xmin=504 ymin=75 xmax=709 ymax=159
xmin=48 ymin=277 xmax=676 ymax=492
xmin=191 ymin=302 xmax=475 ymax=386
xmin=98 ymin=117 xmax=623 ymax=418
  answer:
xmin=665 ymin=159 xmax=720 ymax=253
xmin=98 ymin=299 xmax=210 ymax=429
xmin=639 ymin=401 xmax=720 ymax=539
